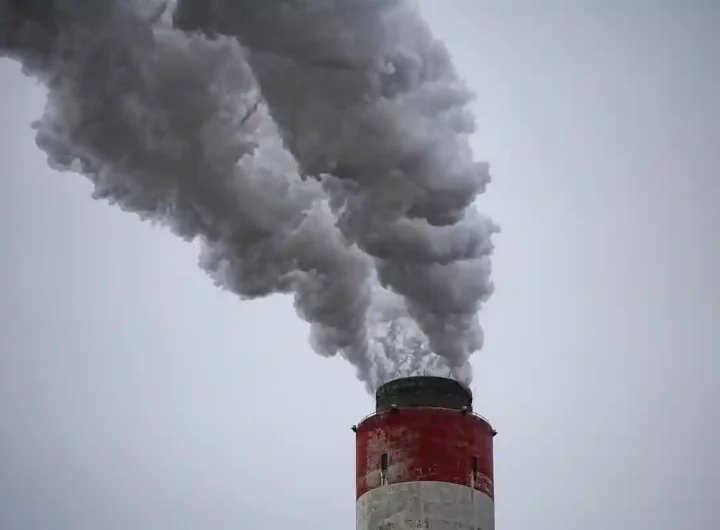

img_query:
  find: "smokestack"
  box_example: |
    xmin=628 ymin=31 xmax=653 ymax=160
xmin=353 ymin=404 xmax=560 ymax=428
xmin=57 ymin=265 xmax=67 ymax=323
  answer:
xmin=354 ymin=376 xmax=496 ymax=530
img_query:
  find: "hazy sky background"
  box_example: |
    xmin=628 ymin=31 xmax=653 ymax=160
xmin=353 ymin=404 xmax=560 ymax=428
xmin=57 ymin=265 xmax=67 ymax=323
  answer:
xmin=1 ymin=2 xmax=719 ymax=529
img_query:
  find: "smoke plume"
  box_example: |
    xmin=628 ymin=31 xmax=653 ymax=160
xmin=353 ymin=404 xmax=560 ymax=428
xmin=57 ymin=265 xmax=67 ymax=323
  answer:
xmin=1 ymin=0 xmax=496 ymax=391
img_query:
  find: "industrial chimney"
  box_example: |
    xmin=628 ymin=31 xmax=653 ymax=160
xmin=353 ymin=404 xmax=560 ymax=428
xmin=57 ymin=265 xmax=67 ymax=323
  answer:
xmin=354 ymin=376 xmax=496 ymax=530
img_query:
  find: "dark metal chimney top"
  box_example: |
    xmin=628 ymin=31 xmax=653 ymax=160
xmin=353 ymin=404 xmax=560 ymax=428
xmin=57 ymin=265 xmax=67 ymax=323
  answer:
xmin=375 ymin=376 xmax=473 ymax=413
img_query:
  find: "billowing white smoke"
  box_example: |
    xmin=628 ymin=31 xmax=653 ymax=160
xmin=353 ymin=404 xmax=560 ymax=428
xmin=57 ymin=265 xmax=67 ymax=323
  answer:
xmin=0 ymin=0 xmax=496 ymax=391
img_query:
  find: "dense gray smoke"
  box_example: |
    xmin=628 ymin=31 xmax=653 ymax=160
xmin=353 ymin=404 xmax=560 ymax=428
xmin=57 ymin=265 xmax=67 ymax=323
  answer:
xmin=172 ymin=0 xmax=499 ymax=375
xmin=0 ymin=0 xmax=496 ymax=390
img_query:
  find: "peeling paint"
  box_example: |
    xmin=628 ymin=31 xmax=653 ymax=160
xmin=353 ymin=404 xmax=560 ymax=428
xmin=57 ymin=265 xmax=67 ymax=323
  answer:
xmin=355 ymin=408 xmax=494 ymax=499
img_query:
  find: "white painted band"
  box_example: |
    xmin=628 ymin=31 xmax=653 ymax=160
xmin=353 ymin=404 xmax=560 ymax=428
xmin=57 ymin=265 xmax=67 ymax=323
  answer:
xmin=356 ymin=481 xmax=494 ymax=530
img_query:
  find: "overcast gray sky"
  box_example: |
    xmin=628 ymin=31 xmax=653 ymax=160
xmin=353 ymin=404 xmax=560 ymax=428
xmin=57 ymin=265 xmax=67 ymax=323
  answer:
xmin=1 ymin=2 xmax=719 ymax=529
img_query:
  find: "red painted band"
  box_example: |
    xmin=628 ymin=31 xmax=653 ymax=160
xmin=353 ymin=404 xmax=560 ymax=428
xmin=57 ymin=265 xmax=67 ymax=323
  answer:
xmin=355 ymin=408 xmax=494 ymax=499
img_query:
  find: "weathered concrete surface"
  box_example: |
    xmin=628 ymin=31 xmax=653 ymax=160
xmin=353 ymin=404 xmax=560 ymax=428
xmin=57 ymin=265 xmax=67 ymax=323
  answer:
xmin=356 ymin=481 xmax=494 ymax=530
